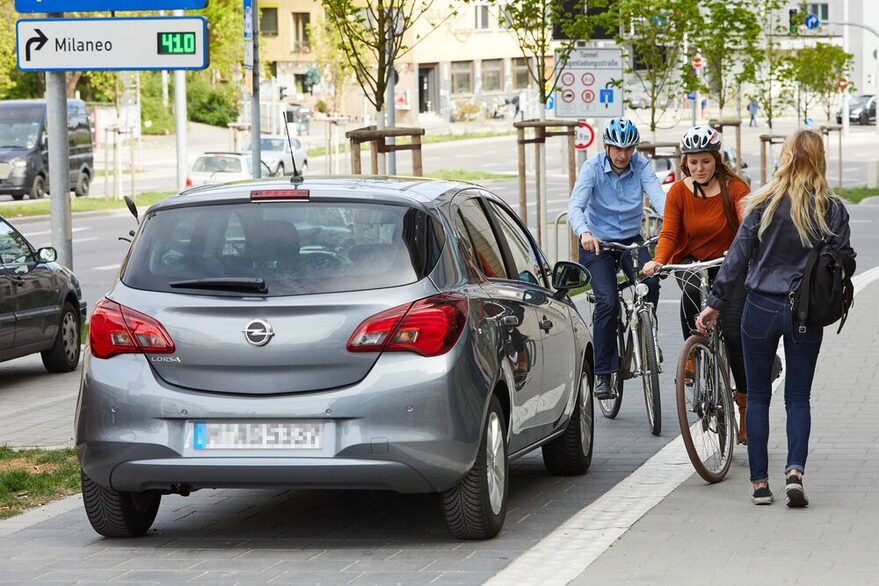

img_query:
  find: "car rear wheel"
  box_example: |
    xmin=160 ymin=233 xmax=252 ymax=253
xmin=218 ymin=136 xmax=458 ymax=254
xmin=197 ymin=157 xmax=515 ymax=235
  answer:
xmin=441 ymin=395 xmax=507 ymax=539
xmin=859 ymin=112 xmax=870 ymax=125
xmin=81 ymin=470 xmax=161 ymax=537
xmin=74 ymin=171 xmax=90 ymax=197
xmin=542 ymin=357 xmax=594 ymax=475
xmin=41 ymin=302 xmax=81 ymax=373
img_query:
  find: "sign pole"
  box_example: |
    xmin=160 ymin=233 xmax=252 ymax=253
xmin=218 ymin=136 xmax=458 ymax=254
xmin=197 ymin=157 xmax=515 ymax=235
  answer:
xmin=250 ymin=0 xmax=262 ymax=178
xmin=173 ymin=9 xmax=187 ymax=191
xmin=45 ymin=12 xmax=72 ymax=269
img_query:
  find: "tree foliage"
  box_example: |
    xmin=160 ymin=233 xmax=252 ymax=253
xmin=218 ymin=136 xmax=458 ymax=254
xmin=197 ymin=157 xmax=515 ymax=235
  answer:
xmin=616 ymin=0 xmax=702 ymax=133
xmin=696 ymin=0 xmax=762 ymax=118
xmin=309 ymin=15 xmax=358 ymax=115
xmin=320 ymin=0 xmax=450 ymax=115
xmin=490 ymin=0 xmax=613 ymax=108
xmin=781 ymin=42 xmax=853 ymax=122
xmin=749 ymin=0 xmax=790 ymax=130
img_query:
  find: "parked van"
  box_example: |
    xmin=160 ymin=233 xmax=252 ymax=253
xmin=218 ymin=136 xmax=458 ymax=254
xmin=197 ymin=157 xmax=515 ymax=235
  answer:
xmin=0 ymin=99 xmax=94 ymax=200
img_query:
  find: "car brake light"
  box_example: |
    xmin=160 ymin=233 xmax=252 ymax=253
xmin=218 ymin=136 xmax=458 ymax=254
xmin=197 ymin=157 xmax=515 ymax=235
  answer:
xmin=89 ymin=298 xmax=175 ymax=359
xmin=251 ymin=189 xmax=310 ymax=201
xmin=663 ymin=170 xmax=676 ymax=184
xmin=347 ymin=294 xmax=468 ymax=357
xmin=185 ymin=176 xmax=193 ymax=187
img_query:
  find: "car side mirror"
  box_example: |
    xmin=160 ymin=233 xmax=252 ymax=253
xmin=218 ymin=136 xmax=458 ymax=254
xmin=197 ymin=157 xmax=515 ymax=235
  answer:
xmin=124 ymin=195 xmax=139 ymax=223
xmin=552 ymin=261 xmax=590 ymax=299
xmin=37 ymin=247 xmax=57 ymax=263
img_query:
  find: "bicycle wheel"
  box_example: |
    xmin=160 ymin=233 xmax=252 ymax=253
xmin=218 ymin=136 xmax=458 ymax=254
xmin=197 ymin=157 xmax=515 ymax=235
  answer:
xmin=676 ymin=335 xmax=735 ymax=483
xmin=639 ymin=311 xmax=661 ymax=436
xmin=597 ymin=317 xmax=625 ymax=419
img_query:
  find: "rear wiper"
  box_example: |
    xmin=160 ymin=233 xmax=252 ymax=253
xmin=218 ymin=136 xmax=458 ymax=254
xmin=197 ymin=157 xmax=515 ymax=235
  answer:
xmin=169 ymin=277 xmax=268 ymax=294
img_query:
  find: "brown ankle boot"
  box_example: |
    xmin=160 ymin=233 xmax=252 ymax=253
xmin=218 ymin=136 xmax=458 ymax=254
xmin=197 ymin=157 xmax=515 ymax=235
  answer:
xmin=735 ymin=392 xmax=748 ymax=445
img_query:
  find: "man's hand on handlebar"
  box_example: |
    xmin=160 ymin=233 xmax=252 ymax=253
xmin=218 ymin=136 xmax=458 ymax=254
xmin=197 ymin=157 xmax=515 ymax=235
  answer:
xmin=580 ymin=231 xmax=601 ymax=255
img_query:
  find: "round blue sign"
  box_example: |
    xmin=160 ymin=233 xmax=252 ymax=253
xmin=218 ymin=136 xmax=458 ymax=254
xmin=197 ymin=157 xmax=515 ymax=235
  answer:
xmin=805 ymin=14 xmax=819 ymax=30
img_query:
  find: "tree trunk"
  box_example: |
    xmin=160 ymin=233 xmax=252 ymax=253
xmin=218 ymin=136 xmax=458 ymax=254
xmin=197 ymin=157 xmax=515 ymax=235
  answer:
xmin=66 ymin=72 xmax=82 ymax=98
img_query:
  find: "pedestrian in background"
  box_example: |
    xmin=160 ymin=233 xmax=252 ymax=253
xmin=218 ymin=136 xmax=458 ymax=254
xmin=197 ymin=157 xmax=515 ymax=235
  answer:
xmin=748 ymin=98 xmax=759 ymax=127
xmin=696 ymin=130 xmax=856 ymax=508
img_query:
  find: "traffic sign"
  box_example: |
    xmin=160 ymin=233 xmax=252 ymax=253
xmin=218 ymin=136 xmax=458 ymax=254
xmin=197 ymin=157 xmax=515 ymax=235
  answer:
xmin=692 ymin=54 xmax=704 ymax=70
xmin=838 ymin=77 xmax=848 ymax=91
xmin=574 ymin=121 xmax=594 ymax=150
xmin=16 ymin=17 xmax=209 ymax=72
xmin=554 ymin=47 xmax=624 ymax=119
xmin=15 ymin=0 xmax=208 ymax=11
xmin=804 ymin=13 xmax=820 ymax=30
xmin=561 ymin=89 xmax=576 ymax=103
xmin=546 ymin=96 xmax=555 ymax=110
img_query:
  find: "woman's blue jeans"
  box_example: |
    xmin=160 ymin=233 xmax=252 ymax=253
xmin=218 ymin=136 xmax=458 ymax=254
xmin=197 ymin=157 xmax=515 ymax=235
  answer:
xmin=741 ymin=291 xmax=823 ymax=483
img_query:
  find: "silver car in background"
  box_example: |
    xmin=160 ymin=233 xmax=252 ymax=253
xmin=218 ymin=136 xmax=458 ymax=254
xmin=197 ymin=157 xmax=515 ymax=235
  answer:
xmin=76 ymin=177 xmax=595 ymax=540
xmin=244 ymin=135 xmax=308 ymax=177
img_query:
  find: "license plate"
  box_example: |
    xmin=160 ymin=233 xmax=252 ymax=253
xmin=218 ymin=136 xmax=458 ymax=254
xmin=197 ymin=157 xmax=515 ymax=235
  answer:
xmin=193 ymin=421 xmax=323 ymax=450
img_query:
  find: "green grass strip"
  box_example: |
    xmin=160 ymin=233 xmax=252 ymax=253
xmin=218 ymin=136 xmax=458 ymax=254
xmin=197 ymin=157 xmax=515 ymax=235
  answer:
xmin=0 ymin=191 xmax=175 ymax=219
xmin=0 ymin=446 xmax=80 ymax=520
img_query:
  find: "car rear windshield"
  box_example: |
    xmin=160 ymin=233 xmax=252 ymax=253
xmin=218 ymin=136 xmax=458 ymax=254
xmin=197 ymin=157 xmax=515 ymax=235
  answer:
xmin=122 ymin=201 xmax=445 ymax=296
xmin=192 ymin=156 xmax=243 ymax=174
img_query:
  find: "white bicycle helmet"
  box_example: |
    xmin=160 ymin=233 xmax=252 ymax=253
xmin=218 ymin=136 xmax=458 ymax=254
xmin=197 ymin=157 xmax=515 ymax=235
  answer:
xmin=680 ymin=126 xmax=721 ymax=154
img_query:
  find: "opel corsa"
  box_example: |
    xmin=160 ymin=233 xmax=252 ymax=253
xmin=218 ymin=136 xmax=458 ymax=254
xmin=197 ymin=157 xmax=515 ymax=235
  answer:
xmin=76 ymin=177 xmax=595 ymax=539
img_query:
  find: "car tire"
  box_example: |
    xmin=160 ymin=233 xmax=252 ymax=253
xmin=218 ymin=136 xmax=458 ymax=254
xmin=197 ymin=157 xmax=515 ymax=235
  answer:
xmin=41 ymin=302 xmax=81 ymax=373
xmin=860 ymin=112 xmax=869 ymax=125
xmin=74 ymin=171 xmax=90 ymax=197
xmin=30 ymin=175 xmax=46 ymax=199
xmin=441 ymin=395 xmax=507 ymax=539
xmin=81 ymin=470 xmax=161 ymax=537
xmin=542 ymin=357 xmax=594 ymax=476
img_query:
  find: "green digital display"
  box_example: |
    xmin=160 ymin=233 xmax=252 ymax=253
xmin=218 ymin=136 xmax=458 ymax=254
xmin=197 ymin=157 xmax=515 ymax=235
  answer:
xmin=157 ymin=32 xmax=196 ymax=55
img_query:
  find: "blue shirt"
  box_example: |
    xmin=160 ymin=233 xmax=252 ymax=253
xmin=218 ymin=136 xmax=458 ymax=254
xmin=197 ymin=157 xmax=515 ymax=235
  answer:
xmin=568 ymin=151 xmax=666 ymax=241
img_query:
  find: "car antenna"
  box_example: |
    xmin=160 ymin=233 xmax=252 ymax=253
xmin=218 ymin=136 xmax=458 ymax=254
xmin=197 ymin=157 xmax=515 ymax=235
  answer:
xmin=282 ymin=109 xmax=303 ymax=185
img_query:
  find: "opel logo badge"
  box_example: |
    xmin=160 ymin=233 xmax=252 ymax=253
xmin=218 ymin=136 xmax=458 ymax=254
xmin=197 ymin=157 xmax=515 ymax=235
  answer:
xmin=243 ymin=319 xmax=275 ymax=347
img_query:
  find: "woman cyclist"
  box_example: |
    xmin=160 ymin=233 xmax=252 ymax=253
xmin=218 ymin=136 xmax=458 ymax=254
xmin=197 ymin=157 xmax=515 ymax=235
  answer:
xmin=642 ymin=126 xmax=750 ymax=443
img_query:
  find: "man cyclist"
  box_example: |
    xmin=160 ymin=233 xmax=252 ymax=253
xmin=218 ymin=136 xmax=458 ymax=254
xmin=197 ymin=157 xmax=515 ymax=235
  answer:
xmin=568 ymin=117 xmax=666 ymax=400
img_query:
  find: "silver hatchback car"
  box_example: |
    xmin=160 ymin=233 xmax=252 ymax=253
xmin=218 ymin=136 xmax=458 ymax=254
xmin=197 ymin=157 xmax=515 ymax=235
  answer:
xmin=76 ymin=177 xmax=594 ymax=539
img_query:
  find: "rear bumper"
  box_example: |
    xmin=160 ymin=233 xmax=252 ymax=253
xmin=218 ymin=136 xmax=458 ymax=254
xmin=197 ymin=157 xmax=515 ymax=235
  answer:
xmin=76 ymin=340 xmax=489 ymax=495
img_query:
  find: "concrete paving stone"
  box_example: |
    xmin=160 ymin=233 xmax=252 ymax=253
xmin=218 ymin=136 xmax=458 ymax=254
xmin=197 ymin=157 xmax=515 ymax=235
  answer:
xmin=311 ymin=549 xmax=398 ymax=562
xmin=111 ymin=558 xmax=206 ymax=572
xmin=109 ymin=569 xmax=207 ymax=583
xmin=270 ymin=559 xmax=361 ymax=573
xmin=266 ymin=571 xmax=362 ymax=585
xmin=347 ymin=572 xmax=446 ymax=585
xmin=427 ymin=571 xmax=505 ymax=585
xmin=343 ymin=559 xmax=436 ymax=573
xmin=385 ymin=550 xmax=475 ymax=562
xmin=35 ymin=568 xmax=129 ymax=582
xmin=186 ymin=569 xmax=286 ymax=583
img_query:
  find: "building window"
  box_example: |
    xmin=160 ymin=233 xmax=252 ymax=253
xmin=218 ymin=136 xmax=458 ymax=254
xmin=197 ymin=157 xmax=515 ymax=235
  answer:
xmin=475 ymin=2 xmax=491 ymax=31
xmin=482 ymin=59 xmax=503 ymax=92
xmin=512 ymin=57 xmax=531 ymax=90
xmin=260 ymin=7 xmax=278 ymax=36
xmin=291 ymin=12 xmax=311 ymax=52
xmin=808 ymin=3 xmax=829 ymax=21
xmin=451 ymin=61 xmax=473 ymax=94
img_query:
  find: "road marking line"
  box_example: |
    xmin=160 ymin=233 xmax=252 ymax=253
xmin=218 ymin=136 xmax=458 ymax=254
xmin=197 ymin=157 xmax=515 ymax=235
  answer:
xmin=22 ymin=226 xmax=90 ymax=238
xmin=489 ymin=263 xmax=879 ymax=586
xmin=92 ymin=263 xmax=120 ymax=271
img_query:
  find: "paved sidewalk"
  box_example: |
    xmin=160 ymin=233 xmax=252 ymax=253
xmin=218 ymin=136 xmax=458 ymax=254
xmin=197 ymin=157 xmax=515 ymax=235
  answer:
xmin=572 ymin=278 xmax=879 ymax=585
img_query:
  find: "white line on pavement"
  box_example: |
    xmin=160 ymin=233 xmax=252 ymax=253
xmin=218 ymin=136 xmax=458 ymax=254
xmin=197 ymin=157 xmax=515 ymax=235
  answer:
xmin=92 ymin=264 xmax=120 ymax=271
xmin=22 ymin=226 xmax=90 ymax=238
xmin=488 ymin=263 xmax=879 ymax=586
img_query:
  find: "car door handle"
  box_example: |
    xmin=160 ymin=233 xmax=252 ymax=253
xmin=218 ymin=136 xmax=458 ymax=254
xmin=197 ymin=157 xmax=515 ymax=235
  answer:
xmin=501 ymin=315 xmax=519 ymax=327
xmin=539 ymin=318 xmax=553 ymax=332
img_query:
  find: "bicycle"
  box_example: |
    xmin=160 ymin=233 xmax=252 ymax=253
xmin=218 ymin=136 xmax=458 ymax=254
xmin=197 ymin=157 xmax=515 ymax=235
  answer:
xmin=585 ymin=237 xmax=663 ymax=436
xmin=656 ymin=258 xmax=736 ymax=483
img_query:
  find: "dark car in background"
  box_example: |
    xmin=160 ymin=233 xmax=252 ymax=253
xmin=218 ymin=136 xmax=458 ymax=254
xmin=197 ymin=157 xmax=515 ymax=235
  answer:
xmin=76 ymin=177 xmax=595 ymax=540
xmin=837 ymin=94 xmax=876 ymax=125
xmin=0 ymin=215 xmax=86 ymax=372
xmin=0 ymin=99 xmax=94 ymax=200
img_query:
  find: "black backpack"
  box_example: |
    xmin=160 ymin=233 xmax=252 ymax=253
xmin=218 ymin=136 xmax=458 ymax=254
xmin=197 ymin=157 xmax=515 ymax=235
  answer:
xmin=792 ymin=238 xmax=854 ymax=335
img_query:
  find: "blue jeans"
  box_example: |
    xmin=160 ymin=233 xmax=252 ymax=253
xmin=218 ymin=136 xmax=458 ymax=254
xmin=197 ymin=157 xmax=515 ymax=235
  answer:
xmin=742 ymin=291 xmax=823 ymax=483
xmin=579 ymin=235 xmax=660 ymax=375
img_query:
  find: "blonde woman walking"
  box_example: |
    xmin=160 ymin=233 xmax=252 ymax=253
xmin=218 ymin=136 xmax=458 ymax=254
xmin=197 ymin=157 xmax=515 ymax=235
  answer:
xmin=695 ymin=130 xmax=856 ymax=507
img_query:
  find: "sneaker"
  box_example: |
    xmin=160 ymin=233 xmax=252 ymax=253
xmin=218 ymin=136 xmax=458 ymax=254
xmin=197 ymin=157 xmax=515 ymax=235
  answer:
xmin=785 ymin=475 xmax=809 ymax=508
xmin=772 ymin=354 xmax=783 ymax=382
xmin=594 ymin=374 xmax=615 ymax=400
xmin=751 ymin=485 xmax=774 ymax=505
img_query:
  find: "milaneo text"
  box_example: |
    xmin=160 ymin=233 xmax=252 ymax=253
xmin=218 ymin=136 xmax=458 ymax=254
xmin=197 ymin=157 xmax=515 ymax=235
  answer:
xmin=55 ymin=37 xmax=112 ymax=52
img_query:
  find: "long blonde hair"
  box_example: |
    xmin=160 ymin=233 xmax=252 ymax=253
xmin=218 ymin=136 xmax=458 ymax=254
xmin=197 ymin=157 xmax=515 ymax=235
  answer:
xmin=743 ymin=130 xmax=839 ymax=246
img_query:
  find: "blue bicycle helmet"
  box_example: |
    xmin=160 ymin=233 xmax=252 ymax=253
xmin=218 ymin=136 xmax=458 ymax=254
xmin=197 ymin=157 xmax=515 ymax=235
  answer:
xmin=602 ymin=117 xmax=640 ymax=148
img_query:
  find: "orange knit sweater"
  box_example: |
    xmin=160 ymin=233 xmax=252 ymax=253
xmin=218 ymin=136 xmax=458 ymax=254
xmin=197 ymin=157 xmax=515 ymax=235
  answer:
xmin=654 ymin=179 xmax=750 ymax=265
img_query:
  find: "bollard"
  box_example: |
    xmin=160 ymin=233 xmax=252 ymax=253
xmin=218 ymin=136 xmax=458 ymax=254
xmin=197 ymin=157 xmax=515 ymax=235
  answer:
xmin=868 ymin=160 xmax=879 ymax=189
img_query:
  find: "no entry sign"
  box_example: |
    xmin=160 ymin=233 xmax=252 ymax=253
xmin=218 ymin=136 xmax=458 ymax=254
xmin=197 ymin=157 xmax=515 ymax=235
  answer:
xmin=574 ymin=121 xmax=595 ymax=150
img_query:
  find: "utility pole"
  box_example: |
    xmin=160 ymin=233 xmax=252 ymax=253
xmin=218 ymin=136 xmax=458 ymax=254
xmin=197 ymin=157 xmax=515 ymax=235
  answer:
xmin=174 ymin=8 xmax=187 ymax=191
xmin=46 ymin=12 xmax=72 ymax=269
xmin=250 ymin=0 xmax=262 ymax=178
xmin=842 ymin=0 xmax=850 ymax=136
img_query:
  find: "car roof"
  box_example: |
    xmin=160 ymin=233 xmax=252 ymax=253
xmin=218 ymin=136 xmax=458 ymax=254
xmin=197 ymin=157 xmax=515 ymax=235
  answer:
xmin=148 ymin=176 xmax=473 ymax=213
xmin=198 ymin=152 xmax=247 ymax=157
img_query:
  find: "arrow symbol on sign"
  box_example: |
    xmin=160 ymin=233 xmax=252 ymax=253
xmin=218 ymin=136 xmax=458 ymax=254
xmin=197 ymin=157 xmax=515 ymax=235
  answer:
xmin=25 ymin=28 xmax=48 ymax=62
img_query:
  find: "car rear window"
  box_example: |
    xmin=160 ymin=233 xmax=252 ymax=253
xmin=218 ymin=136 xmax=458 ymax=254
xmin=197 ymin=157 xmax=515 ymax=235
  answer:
xmin=192 ymin=156 xmax=243 ymax=174
xmin=122 ymin=201 xmax=445 ymax=296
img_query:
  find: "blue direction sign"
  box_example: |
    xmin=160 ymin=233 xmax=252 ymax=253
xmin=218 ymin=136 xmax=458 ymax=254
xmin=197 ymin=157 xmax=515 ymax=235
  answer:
xmin=15 ymin=0 xmax=207 ymax=12
xmin=804 ymin=13 xmax=820 ymax=30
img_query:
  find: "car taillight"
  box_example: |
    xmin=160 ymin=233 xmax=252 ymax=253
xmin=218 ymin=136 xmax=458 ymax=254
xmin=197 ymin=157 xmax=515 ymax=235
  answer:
xmin=663 ymin=170 xmax=676 ymax=185
xmin=347 ymin=294 xmax=468 ymax=357
xmin=89 ymin=298 xmax=175 ymax=359
xmin=185 ymin=176 xmax=193 ymax=187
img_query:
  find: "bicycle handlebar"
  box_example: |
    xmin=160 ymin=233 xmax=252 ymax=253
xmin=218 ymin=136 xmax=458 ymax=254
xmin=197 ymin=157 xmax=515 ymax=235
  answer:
xmin=655 ymin=257 xmax=725 ymax=274
xmin=599 ymin=235 xmax=659 ymax=253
